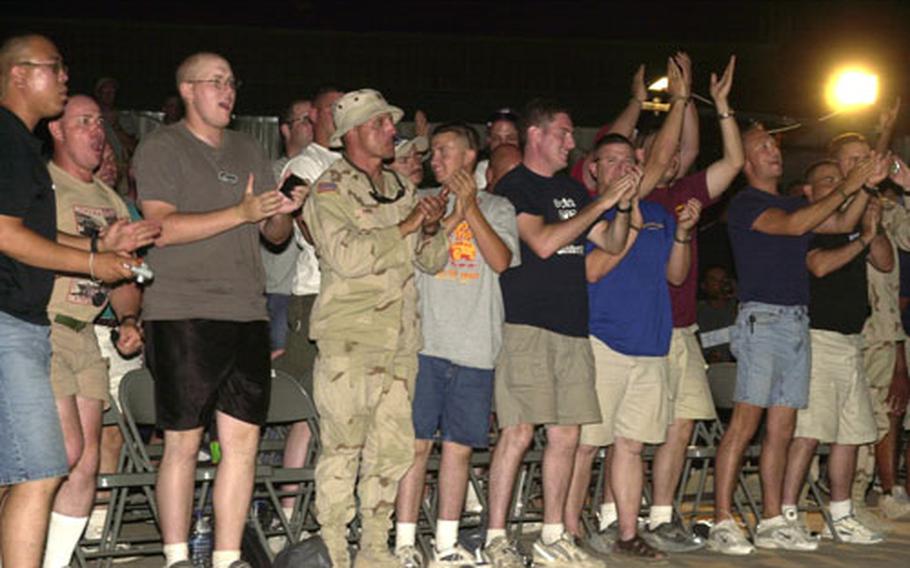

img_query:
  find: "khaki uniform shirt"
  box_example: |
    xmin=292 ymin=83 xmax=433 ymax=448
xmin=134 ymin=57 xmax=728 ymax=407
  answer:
xmin=46 ymin=162 xmax=130 ymax=322
xmin=302 ymin=158 xmax=447 ymax=352
xmin=863 ymin=197 xmax=910 ymax=344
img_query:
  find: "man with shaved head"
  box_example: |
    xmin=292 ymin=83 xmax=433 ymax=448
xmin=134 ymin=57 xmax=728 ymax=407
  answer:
xmin=134 ymin=51 xmax=304 ymax=568
xmin=42 ymin=94 xmax=151 ymax=568
xmin=0 ymin=34 xmax=143 ymax=567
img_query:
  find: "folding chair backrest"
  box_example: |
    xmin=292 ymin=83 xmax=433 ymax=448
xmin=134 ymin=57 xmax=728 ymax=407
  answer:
xmin=267 ymin=369 xmax=319 ymax=424
xmin=707 ymin=362 xmax=737 ymax=411
xmin=118 ymin=368 xmax=158 ymax=470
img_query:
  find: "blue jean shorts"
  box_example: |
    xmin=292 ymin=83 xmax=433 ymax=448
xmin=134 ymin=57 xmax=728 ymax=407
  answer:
xmin=730 ymin=302 xmax=811 ymax=409
xmin=412 ymin=354 xmax=494 ymax=448
xmin=0 ymin=311 xmax=68 ymax=485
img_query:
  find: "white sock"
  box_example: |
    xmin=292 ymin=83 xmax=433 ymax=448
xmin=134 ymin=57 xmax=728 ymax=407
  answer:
xmin=540 ymin=523 xmax=564 ymax=545
xmin=85 ymin=506 xmax=108 ymax=540
xmin=163 ymin=543 xmax=189 ymax=567
xmin=395 ymin=522 xmax=417 ymax=550
xmin=829 ymin=499 xmax=852 ymax=521
xmin=599 ymin=502 xmax=617 ymax=531
xmin=781 ymin=504 xmax=798 ymax=521
xmin=282 ymin=505 xmax=294 ymax=521
xmin=212 ymin=549 xmax=240 ymax=568
xmin=485 ymin=528 xmax=506 ymax=546
xmin=43 ymin=512 xmax=88 ymax=568
xmin=435 ymin=519 xmax=460 ymax=552
xmin=648 ymin=505 xmax=673 ymax=530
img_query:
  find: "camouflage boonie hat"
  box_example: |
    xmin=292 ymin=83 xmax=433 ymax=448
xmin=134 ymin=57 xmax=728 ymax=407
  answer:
xmin=329 ymin=88 xmax=403 ymax=148
xmin=393 ymin=135 xmax=429 ymax=159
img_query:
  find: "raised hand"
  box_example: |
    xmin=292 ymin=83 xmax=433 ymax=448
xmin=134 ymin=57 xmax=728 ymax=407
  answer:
xmin=710 ymin=55 xmax=736 ymax=111
xmin=861 ymin=197 xmax=882 ymax=241
xmin=418 ymin=191 xmax=447 ymax=233
xmin=599 ymin=165 xmax=642 ymax=209
xmin=100 ymin=219 xmax=162 ymax=253
xmin=889 ymin=155 xmax=910 ymax=189
xmin=237 ymin=174 xmax=283 ymax=223
xmin=275 ymin=173 xmax=309 ymax=214
xmin=844 ymin=154 xmax=877 ymax=192
xmin=677 ymin=198 xmax=702 ymax=233
xmin=667 ymin=55 xmax=689 ymax=101
xmin=878 ymin=97 xmax=901 ymax=134
xmin=674 ymin=51 xmax=693 ymax=96
xmin=415 ymin=110 xmax=429 ymax=138
xmin=446 ymin=169 xmax=478 ymax=210
xmin=868 ymin=151 xmax=892 ymax=187
xmin=631 ymin=64 xmax=647 ymax=103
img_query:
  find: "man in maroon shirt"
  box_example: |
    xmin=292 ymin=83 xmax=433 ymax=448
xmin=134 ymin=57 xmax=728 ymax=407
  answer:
xmin=638 ymin=55 xmax=744 ymax=551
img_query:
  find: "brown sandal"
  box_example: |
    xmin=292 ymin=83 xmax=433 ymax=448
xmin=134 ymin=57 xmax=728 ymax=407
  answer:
xmin=613 ymin=534 xmax=668 ymax=561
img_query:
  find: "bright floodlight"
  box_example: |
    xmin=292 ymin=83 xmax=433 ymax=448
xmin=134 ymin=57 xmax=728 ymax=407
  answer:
xmin=826 ymin=68 xmax=879 ymax=110
xmin=648 ymin=77 xmax=668 ymax=92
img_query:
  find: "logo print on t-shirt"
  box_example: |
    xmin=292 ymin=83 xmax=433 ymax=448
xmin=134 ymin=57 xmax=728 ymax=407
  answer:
xmin=436 ymin=221 xmax=480 ymax=284
xmin=552 ymin=197 xmax=583 ymax=255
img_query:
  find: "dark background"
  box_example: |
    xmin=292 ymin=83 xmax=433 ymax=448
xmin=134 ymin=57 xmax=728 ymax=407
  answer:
xmin=3 ymin=0 xmax=909 ymax=128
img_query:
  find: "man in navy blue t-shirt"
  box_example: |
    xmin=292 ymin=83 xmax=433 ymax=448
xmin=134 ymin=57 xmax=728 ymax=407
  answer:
xmin=708 ymin=124 xmax=883 ymax=555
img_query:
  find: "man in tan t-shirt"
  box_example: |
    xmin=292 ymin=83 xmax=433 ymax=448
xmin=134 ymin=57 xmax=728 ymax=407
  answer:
xmin=42 ymin=94 xmax=157 ymax=567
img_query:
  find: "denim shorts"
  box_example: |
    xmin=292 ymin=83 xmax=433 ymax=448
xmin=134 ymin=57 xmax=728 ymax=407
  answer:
xmin=266 ymin=293 xmax=291 ymax=351
xmin=0 ymin=311 xmax=68 ymax=485
xmin=412 ymin=354 xmax=494 ymax=448
xmin=730 ymin=302 xmax=810 ymax=409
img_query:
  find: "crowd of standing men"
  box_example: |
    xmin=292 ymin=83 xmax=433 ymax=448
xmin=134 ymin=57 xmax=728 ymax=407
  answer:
xmin=2 ymin=32 xmax=910 ymax=568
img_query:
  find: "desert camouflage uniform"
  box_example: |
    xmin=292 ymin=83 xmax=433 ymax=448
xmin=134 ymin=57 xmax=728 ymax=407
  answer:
xmin=302 ymin=157 xmax=447 ymax=567
xmin=855 ymin=197 xmax=910 ymax=501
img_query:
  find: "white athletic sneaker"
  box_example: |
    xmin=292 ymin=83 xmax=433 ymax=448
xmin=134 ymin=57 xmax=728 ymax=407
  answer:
xmin=879 ymin=491 xmax=910 ymax=520
xmin=531 ymin=533 xmax=605 ymax=568
xmin=706 ymin=519 xmax=755 ymax=556
xmin=482 ymin=536 xmax=525 ymax=568
xmin=753 ymin=515 xmax=818 ymax=551
xmin=429 ymin=544 xmax=477 ymax=567
xmin=822 ymin=515 xmax=885 ymax=544
xmin=394 ymin=544 xmax=424 ymax=568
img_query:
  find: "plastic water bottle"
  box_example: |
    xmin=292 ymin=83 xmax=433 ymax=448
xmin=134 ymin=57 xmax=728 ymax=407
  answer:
xmin=189 ymin=511 xmax=213 ymax=568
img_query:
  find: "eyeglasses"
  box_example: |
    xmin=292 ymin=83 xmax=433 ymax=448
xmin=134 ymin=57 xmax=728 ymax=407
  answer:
xmin=186 ymin=78 xmax=242 ymax=91
xmin=17 ymin=60 xmax=67 ymax=76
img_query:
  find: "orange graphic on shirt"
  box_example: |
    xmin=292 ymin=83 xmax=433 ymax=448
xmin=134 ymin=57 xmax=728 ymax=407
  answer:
xmin=450 ymin=221 xmax=476 ymax=262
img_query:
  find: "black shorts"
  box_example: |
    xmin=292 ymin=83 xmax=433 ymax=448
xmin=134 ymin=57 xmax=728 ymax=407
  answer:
xmin=144 ymin=319 xmax=271 ymax=430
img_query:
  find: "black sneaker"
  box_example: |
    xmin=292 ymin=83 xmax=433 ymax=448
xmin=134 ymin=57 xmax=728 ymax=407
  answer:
xmin=641 ymin=521 xmax=705 ymax=553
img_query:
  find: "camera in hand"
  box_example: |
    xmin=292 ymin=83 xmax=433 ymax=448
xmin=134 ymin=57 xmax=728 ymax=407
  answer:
xmin=279 ymin=174 xmax=306 ymax=198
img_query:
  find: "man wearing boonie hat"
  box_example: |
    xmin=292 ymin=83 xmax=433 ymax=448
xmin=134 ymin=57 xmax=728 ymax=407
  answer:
xmin=391 ymin=134 xmax=428 ymax=186
xmin=301 ymin=88 xmax=449 ymax=567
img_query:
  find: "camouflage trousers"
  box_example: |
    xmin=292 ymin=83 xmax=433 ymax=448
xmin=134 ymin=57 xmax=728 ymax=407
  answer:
xmin=853 ymin=340 xmax=897 ymax=502
xmin=313 ymin=340 xmax=416 ymax=565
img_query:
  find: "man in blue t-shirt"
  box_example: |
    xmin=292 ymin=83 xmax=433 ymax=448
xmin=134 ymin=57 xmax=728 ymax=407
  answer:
xmin=708 ymin=124 xmax=883 ymax=555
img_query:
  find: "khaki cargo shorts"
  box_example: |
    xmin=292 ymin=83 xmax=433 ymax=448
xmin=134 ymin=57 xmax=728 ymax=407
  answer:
xmin=580 ymin=336 xmax=670 ymax=447
xmin=495 ymin=324 xmax=601 ymax=428
xmin=50 ymin=319 xmax=109 ymax=405
xmin=795 ymin=330 xmax=876 ymax=445
xmin=667 ymin=325 xmax=717 ymax=421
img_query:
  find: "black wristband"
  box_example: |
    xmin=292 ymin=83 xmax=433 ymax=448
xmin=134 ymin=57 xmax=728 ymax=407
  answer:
xmin=616 ymin=203 xmax=632 ymax=213
xmin=90 ymin=234 xmax=99 ymax=253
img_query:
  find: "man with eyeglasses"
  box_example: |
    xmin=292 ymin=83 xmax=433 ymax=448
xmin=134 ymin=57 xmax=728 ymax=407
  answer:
xmin=133 ymin=52 xmax=304 ymax=568
xmin=301 ymin=88 xmax=449 ymax=567
xmin=0 ymin=34 xmax=147 ymax=568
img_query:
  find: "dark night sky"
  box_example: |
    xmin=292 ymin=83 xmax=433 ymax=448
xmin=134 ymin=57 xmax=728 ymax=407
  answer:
xmin=3 ymin=0 xmax=910 ymax=131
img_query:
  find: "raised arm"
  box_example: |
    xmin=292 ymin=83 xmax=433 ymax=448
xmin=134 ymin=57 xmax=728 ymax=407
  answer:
xmin=875 ymin=97 xmax=901 ymax=154
xmin=705 ymin=56 xmax=745 ymax=198
xmin=639 ymin=54 xmax=690 ymax=198
xmin=607 ymin=64 xmax=646 ymax=140
xmin=807 ymin=198 xmax=891 ymax=277
xmin=143 ymin=174 xmax=302 ymax=247
xmin=676 ymin=53 xmax=700 ymax=176
xmin=448 ymin=170 xmax=512 ymax=273
xmin=586 ymin=200 xmax=642 ymax=283
xmin=753 ymin=156 xmax=874 ymax=236
xmin=666 ymin=198 xmax=701 ymax=285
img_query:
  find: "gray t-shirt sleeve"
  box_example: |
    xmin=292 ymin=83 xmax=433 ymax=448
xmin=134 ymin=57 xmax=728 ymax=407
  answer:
xmin=134 ymin=133 xmax=180 ymax=206
xmin=485 ymin=195 xmax=521 ymax=268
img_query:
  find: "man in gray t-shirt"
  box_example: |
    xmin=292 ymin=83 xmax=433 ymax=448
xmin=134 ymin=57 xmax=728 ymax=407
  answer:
xmin=133 ymin=52 xmax=304 ymax=568
xmin=393 ymin=123 xmax=519 ymax=567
